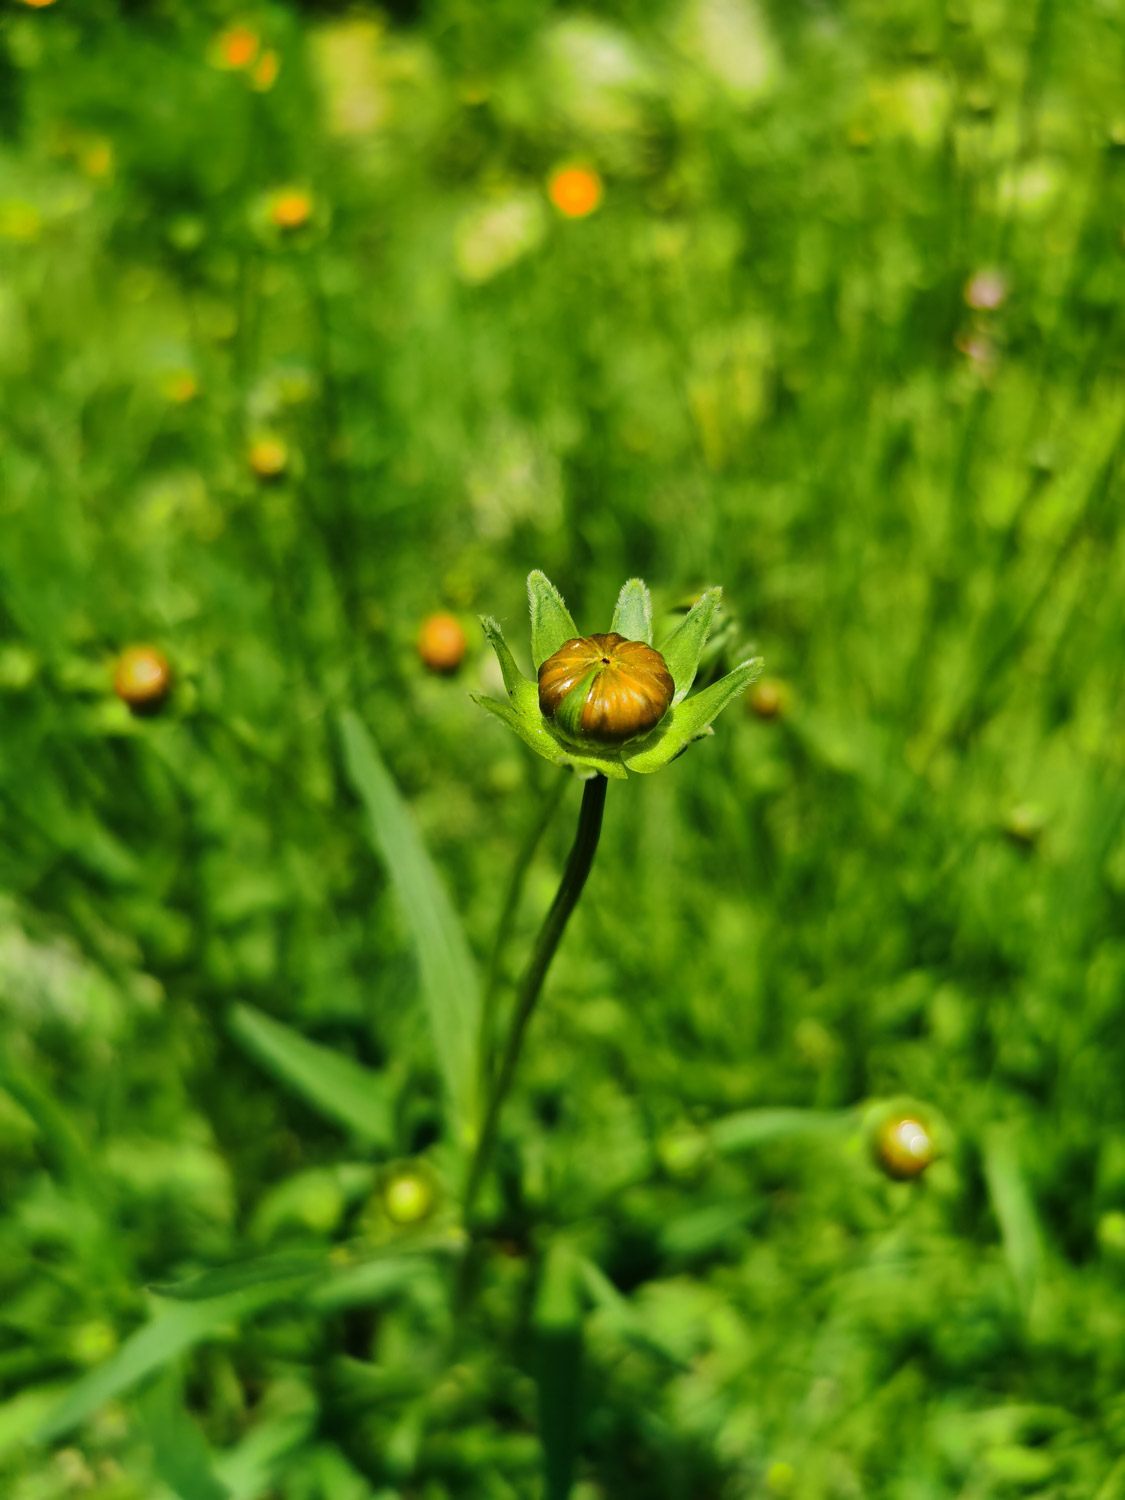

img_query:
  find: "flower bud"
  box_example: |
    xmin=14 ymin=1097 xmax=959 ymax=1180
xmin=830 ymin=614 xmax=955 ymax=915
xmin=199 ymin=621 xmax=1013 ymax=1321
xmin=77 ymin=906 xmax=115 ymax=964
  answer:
xmin=874 ymin=1114 xmax=935 ymax=1181
xmin=113 ymin=646 xmax=172 ymax=716
xmin=381 ymin=1166 xmax=437 ymax=1227
xmin=417 ymin=612 xmax=467 ymax=675
xmin=538 ymin=632 xmax=674 ymax=745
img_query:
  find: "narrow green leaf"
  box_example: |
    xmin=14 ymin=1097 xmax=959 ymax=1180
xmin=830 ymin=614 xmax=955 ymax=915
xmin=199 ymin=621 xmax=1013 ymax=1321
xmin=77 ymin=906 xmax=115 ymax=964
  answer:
xmin=338 ymin=712 xmax=482 ymax=1142
xmin=0 ymin=1057 xmax=99 ymax=1191
xmin=309 ymin=1253 xmax=443 ymax=1312
xmin=657 ymin=588 xmax=722 ymax=703
xmin=38 ymin=1283 xmax=298 ymax=1442
xmin=710 ymin=1106 xmax=850 ymax=1155
xmin=610 ymin=578 xmax=652 ymax=644
xmin=480 ymin=616 xmax=535 ymax=701
xmin=215 ymin=1386 xmax=317 ymax=1499
xmin=150 ymin=1249 xmax=331 ymax=1302
xmin=137 ymin=1370 xmax=230 ymax=1500
xmin=528 ymin=571 xmax=579 ymax=670
xmin=229 ymin=1004 xmax=392 ymax=1149
xmin=534 ymin=1239 xmax=584 ymax=1500
xmin=983 ymin=1126 xmax=1042 ymax=1311
xmin=622 ymin=658 xmax=763 ymax=774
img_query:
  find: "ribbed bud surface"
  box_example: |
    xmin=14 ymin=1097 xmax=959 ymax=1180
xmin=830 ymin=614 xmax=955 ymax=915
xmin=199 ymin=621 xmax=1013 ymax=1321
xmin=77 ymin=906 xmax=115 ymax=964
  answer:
xmin=538 ymin=632 xmax=674 ymax=744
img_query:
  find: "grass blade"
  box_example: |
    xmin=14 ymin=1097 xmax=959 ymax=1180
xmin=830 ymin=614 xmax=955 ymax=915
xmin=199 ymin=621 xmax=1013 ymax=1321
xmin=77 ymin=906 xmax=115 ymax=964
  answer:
xmin=150 ymin=1249 xmax=331 ymax=1302
xmin=535 ymin=1238 xmax=584 ymax=1500
xmin=137 ymin=1369 xmax=230 ymax=1500
xmin=338 ymin=711 xmax=481 ymax=1144
xmin=983 ymin=1126 xmax=1042 ymax=1313
xmin=710 ymin=1107 xmax=852 ymax=1154
xmin=38 ymin=1281 xmax=303 ymax=1442
xmin=229 ymin=1003 xmax=393 ymax=1149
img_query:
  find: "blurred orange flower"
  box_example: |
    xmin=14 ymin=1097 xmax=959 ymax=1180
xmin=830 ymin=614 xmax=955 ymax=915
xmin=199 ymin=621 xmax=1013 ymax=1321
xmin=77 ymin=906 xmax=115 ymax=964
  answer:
xmin=269 ymin=189 xmax=313 ymax=230
xmin=547 ymin=165 xmax=603 ymax=220
xmin=215 ymin=25 xmax=259 ymax=70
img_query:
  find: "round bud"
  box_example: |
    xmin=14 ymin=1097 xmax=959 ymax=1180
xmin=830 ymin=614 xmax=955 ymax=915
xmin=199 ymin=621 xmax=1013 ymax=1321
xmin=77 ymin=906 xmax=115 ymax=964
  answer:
xmin=417 ymin=612 xmax=467 ymax=675
xmin=547 ymin=164 xmax=604 ymax=219
xmin=248 ymin=436 xmax=288 ymax=479
xmin=1003 ymin=803 xmax=1045 ymax=848
xmin=749 ymin=678 xmax=789 ymax=720
xmin=113 ymin=646 xmax=172 ymax=716
xmin=875 ymin=1115 xmax=935 ymax=1181
xmin=538 ymin=632 xmax=674 ymax=745
xmin=269 ymin=189 xmax=313 ymax=231
xmin=382 ymin=1168 xmax=436 ymax=1227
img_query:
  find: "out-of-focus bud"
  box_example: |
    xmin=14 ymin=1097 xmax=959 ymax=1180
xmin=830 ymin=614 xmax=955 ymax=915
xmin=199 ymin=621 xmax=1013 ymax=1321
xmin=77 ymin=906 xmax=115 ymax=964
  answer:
xmin=547 ymin=164 xmax=604 ymax=219
xmin=268 ymin=188 xmax=313 ymax=231
xmin=417 ymin=613 xmax=468 ymax=675
xmin=248 ymin=435 xmax=289 ymax=479
xmin=748 ymin=677 xmax=790 ymax=720
xmin=113 ymin=646 xmax=172 ymax=716
xmin=381 ymin=1165 xmax=438 ymax=1227
xmin=874 ymin=1114 xmax=935 ymax=1181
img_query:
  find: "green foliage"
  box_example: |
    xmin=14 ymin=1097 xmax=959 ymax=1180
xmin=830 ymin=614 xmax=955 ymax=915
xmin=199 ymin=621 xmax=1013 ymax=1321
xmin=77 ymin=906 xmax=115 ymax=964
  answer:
xmin=1 ymin=0 xmax=1125 ymax=1494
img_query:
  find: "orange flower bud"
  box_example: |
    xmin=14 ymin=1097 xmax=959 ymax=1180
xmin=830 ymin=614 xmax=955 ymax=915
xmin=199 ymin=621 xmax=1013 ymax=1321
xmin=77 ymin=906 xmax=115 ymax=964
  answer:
xmin=417 ymin=613 xmax=467 ymax=675
xmin=547 ymin=165 xmax=603 ymax=219
xmin=538 ymin=633 xmax=674 ymax=744
xmin=113 ymin=646 xmax=172 ymax=715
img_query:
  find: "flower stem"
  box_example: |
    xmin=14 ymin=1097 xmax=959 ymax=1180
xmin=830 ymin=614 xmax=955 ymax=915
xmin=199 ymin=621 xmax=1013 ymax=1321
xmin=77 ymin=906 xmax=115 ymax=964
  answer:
xmin=477 ymin=771 xmax=568 ymax=1107
xmin=463 ymin=773 xmax=608 ymax=1226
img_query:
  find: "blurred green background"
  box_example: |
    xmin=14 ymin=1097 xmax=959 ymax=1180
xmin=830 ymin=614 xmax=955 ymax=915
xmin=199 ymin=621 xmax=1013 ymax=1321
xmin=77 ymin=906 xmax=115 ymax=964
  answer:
xmin=3 ymin=0 xmax=1125 ymax=1494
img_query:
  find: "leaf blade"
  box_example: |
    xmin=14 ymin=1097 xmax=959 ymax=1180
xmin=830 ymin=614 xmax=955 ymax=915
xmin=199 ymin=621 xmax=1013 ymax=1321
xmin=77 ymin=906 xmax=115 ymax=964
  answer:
xmin=610 ymin=578 xmax=652 ymax=644
xmin=38 ymin=1283 xmax=299 ymax=1442
xmin=528 ymin=571 xmax=579 ymax=669
xmin=622 ymin=658 xmax=763 ymax=774
xmin=229 ymin=1004 xmax=392 ymax=1148
xmin=150 ymin=1249 xmax=331 ymax=1302
xmin=338 ymin=711 xmax=481 ymax=1142
xmin=535 ymin=1239 xmax=584 ymax=1500
xmin=657 ymin=588 xmax=722 ymax=703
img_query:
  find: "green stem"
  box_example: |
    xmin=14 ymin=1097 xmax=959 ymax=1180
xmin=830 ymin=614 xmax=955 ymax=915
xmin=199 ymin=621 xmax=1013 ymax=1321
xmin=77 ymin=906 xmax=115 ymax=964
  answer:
xmin=477 ymin=771 xmax=568 ymax=1102
xmin=463 ymin=774 xmax=608 ymax=1226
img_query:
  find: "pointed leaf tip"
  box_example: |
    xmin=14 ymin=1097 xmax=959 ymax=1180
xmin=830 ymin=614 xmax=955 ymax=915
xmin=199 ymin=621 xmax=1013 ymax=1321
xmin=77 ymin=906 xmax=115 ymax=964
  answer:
xmin=611 ymin=578 xmax=653 ymax=644
xmin=658 ymin=588 xmax=722 ymax=703
xmin=528 ymin=571 xmax=579 ymax=670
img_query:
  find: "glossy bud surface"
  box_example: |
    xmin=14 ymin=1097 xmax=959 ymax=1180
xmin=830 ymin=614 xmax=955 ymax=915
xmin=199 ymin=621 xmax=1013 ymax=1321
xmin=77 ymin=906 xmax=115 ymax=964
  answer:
xmin=114 ymin=646 xmax=172 ymax=715
xmin=875 ymin=1115 xmax=935 ymax=1181
xmin=538 ymin=632 xmax=674 ymax=745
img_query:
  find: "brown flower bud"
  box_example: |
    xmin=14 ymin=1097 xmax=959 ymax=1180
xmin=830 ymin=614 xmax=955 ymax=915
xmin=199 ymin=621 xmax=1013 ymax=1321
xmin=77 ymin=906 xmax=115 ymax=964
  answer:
xmin=538 ymin=632 xmax=674 ymax=744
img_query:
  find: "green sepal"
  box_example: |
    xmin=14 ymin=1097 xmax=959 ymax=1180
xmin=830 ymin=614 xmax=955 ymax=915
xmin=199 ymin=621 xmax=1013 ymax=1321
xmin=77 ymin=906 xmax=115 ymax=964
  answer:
xmin=622 ymin=657 xmax=763 ymax=773
xmin=528 ymin=571 xmax=579 ymax=670
xmin=611 ymin=578 xmax=653 ymax=644
xmin=473 ymin=694 xmax=628 ymax=780
xmin=658 ymin=587 xmax=722 ymax=704
xmin=475 ymin=617 xmax=628 ymax=780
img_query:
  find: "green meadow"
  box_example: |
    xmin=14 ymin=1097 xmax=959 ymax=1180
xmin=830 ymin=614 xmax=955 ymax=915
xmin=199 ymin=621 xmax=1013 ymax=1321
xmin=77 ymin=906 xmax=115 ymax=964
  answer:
xmin=2 ymin=1 xmax=1125 ymax=1495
